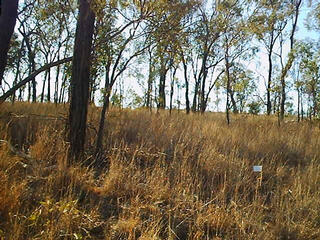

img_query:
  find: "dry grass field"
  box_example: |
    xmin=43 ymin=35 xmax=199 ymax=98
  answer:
xmin=0 ymin=102 xmax=320 ymax=239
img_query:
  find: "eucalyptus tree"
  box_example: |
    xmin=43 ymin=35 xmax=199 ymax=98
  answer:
xmin=145 ymin=45 xmax=156 ymax=110
xmin=17 ymin=7 xmax=39 ymax=102
xmin=278 ymin=0 xmax=302 ymax=120
xmin=68 ymin=0 xmax=95 ymax=162
xmin=0 ymin=1 xmax=75 ymax=104
xmin=33 ymin=0 xmax=76 ymax=103
xmin=177 ymin=35 xmax=192 ymax=113
xmin=1 ymin=0 xmax=76 ymax=103
xmin=224 ymin=64 xmax=256 ymax=113
xmin=2 ymin=33 xmax=27 ymax=102
xmin=217 ymin=0 xmax=254 ymax=124
xmin=250 ymin=0 xmax=288 ymax=115
xmin=295 ymin=41 xmax=320 ymax=119
xmin=189 ymin=2 xmax=224 ymax=113
xmin=145 ymin=0 xmax=198 ymax=110
xmin=93 ymin=0 xmax=153 ymax=155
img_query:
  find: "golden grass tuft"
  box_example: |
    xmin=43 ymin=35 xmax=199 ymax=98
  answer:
xmin=0 ymin=102 xmax=320 ymax=239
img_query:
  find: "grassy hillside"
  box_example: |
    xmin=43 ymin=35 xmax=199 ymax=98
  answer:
xmin=0 ymin=102 xmax=320 ymax=239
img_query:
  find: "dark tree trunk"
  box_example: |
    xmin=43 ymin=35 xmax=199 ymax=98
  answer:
xmin=300 ymin=87 xmax=304 ymax=120
xmin=169 ymin=67 xmax=177 ymax=114
xmin=158 ymin=63 xmax=166 ymax=109
xmin=54 ymin=59 xmax=61 ymax=104
xmin=68 ymin=0 xmax=95 ymax=162
xmin=12 ymin=39 xmax=25 ymax=103
xmin=225 ymin=45 xmax=231 ymax=125
xmin=59 ymin=74 xmax=68 ymax=103
xmin=47 ymin=67 xmax=51 ymax=102
xmin=20 ymin=29 xmax=37 ymax=103
xmin=28 ymin=82 xmax=31 ymax=102
xmin=192 ymin=79 xmax=200 ymax=112
xmin=40 ymin=70 xmax=47 ymax=103
xmin=12 ymin=64 xmax=20 ymax=103
xmin=297 ymin=87 xmax=300 ymax=122
xmin=146 ymin=49 xmax=153 ymax=109
xmin=0 ymin=0 xmax=19 ymax=86
xmin=146 ymin=70 xmax=153 ymax=109
xmin=89 ymin=75 xmax=96 ymax=104
xmin=95 ymin=65 xmax=111 ymax=155
xmin=95 ymin=85 xmax=110 ymax=156
xmin=200 ymin=54 xmax=208 ymax=114
xmin=29 ymin=52 xmax=36 ymax=103
xmin=267 ymin=50 xmax=273 ymax=115
xmin=181 ymin=57 xmax=190 ymax=114
xmin=18 ymin=88 xmax=23 ymax=101
xmin=279 ymin=0 xmax=301 ymax=120
xmin=280 ymin=77 xmax=286 ymax=120
xmin=312 ymin=85 xmax=317 ymax=117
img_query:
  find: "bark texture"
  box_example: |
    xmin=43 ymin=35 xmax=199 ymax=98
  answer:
xmin=0 ymin=0 xmax=19 ymax=86
xmin=68 ymin=0 xmax=95 ymax=162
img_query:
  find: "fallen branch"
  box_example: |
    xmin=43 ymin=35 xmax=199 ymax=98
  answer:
xmin=0 ymin=57 xmax=73 ymax=104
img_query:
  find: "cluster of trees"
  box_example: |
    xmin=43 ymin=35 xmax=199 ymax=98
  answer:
xmin=1 ymin=0 xmax=320 ymax=160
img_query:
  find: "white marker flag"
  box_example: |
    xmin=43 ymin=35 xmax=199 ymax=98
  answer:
xmin=253 ymin=166 xmax=262 ymax=172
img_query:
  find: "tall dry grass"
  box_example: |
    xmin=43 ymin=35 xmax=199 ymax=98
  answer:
xmin=0 ymin=102 xmax=319 ymax=239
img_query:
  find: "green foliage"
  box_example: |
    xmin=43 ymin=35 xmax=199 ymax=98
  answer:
xmin=294 ymin=40 xmax=320 ymax=117
xmin=5 ymin=34 xmax=24 ymax=71
xmin=127 ymin=88 xmax=144 ymax=108
xmin=111 ymin=92 xmax=124 ymax=107
xmin=247 ymin=101 xmax=261 ymax=114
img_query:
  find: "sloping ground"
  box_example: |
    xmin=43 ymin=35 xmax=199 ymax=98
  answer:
xmin=0 ymin=102 xmax=320 ymax=239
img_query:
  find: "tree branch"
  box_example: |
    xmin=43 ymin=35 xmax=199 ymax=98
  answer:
xmin=0 ymin=57 xmax=73 ymax=104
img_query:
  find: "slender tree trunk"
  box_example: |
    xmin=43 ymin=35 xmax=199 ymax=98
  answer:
xmin=192 ymin=79 xmax=200 ymax=112
xmin=59 ymin=74 xmax=68 ymax=103
xmin=20 ymin=30 xmax=37 ymax=103
xmin=95 ymin=65 xmax=111 ymax=155
xmin=181 ymin=58 xmax=190 ymax=114
xmin=27 ymin=82 xmax=31 ymax=102
xmin=146 ymin=69 xmax=153 ymax=109
xmin=169 ymin=67 xmax=177 ymax=114
xmin=225 ymin=43 xmax=231 ymax=125
xmin=12 ymin=59 xmax=21 ymax=103
xmin=18 ymin=88 xmax=23 ymax=101
xmin=312 ymin=86 xmax=317 ymax=118
xmin=297 ymin=87 xmax=300 ymax=122
xmin=158 ymin=62 xmax=166 ymax=109
xmin=0 ymin=0 xmax=19 ymax=86
xmin=12 ymin=39 xmax=25 ymax=103
xmin=280 ymin=77 xmax=286 ymax=120
xmin=68 ymin=0 xmax=95 ymax=162
xmin=54 ymin=57 xmax=61 ymax=104
xmin=273 ymin=93 xmax=277 ymax=114
xmin=47 ymin=68 xmax=51 ymax=102
xmin=89 ymin=76 xmax=95 ymax=104
xmin=279 ymin=0 xmax=302 ymax=120
xmin=95 ymin=91 xmax=110 ymax=156
xmin=31 ymin=59 xmax=36 ymax=102
xmin=200 ymin=54 xmax=208 ymax=114
xmin=300 ymin=87 xmax=304 ymax=120
xmin=41 ymin=70 xmax=47 ymax=103
xmin=146 ymin=50 xmax=153 ymax=109
xmin=267 ymin=50 xmax=273 ymax=115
